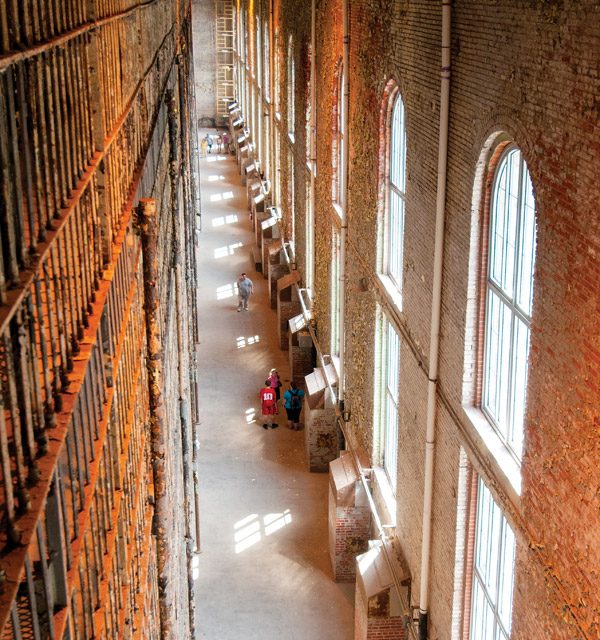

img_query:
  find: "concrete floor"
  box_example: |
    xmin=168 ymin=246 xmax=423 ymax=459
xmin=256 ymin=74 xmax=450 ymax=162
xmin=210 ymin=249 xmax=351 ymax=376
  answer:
xmin=192 ymin=136 xmax=355 ymax=640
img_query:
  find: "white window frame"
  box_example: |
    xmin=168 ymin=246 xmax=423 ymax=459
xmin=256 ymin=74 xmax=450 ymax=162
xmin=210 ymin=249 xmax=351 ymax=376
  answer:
xmin=335 ymin=66 xmax=345 ymax=206
xmin=330 ymin=232 xmax=341 ymax=357
xmin=470 ymin=478 xmax=516 ymax=640
xmin=377 ymin=318 xmax=400 ymax=487
xmin=386 ymin=95 xmax=407 ymax=290
xmin=482 ymin=146 xmax=536 ymax=464
xmin=287 ymin=35 xmax=295 ymax=141
xmin=263 ymin=21 xmax=270 ymax=101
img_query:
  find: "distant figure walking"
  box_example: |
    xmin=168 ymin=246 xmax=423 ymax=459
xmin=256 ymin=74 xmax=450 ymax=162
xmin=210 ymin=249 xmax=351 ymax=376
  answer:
xmin=284 ymin=382 xmax=305 ymax=430
xmin=204 ymin=133 xmax=213 ymax=154
xmin=260 ymin=380 xmax=278 ymax=429
xmin=222 ymin=131 xmax=230 ymax=153
xmin=236 ymin=272 xmax=254 ymax=311
xmin=200 ymin=136 xmax=208 ymax=158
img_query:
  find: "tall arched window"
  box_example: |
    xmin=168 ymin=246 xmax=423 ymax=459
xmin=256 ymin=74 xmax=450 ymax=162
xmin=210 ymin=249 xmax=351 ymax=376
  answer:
xmin=387 ymin=95 xmax=407 ymax=290
xmin=274 ymin=29 xmax=280 ymax=119
xmin=482 ymin=145 xmax=536 ymax=462
xmin=287 ymin=35 xmax=295 ymax=140
xmin=256 ymin=17 xmax=261 ymax=87
xmin=334 ymin=64 xmax=345 ymax=206
xmin=263 ymin=21 xmax=270 ymax=101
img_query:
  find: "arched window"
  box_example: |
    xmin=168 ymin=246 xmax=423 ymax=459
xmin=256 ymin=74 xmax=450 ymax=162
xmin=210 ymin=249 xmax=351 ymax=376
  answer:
xmin=263 ymin=21 xmax=270 ymax=101
xmin=274 ymin=29 xmax=280 ymax=119
xmin=482 ymin=145 xmax=536 ymax=462
xmin=256 ymin=17 xmax=261 ymax=87
xmin=334 ymin=64 xmax=345 ymax=206
xmin=387 ymin=96 xmax=406 ymax=289
xmin=287 ymin=35 xmax=295 ymax=140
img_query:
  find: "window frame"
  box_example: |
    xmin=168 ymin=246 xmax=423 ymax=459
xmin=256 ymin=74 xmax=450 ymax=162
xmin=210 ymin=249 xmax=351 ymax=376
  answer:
xmin=331 ymin=60 xmax=344 ymax=208
xmin=375 ymin=315 xmax=400 ymax=489
xmin=330 ymin=231 xmax=341 ymax=357
xmin=287 ymin=35 xmax=295 ymax=141
xmin=481 ymin=144 xmax=536 ymax=464
xmin=385 ymin=94 xmax=407 ymax=291
xmin=468 ymin=477 xmax=516 ymax=640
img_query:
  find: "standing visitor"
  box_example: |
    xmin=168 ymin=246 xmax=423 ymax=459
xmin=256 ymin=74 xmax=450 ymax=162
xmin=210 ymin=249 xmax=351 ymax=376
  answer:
xmin=236 ymin=273 xmax=254 ymax=311
xmin=283 ymin=382 xmax=305 ymax=430
xmin=260 ymin=380 xmax=278 ymax=429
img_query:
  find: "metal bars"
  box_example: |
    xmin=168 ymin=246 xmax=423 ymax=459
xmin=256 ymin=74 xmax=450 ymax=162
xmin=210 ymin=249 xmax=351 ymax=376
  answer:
xmin=0 ymin=3 xmax=198 ymax=638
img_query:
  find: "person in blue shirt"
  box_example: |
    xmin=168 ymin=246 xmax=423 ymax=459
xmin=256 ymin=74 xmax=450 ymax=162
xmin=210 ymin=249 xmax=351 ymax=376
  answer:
xmin=283 ymin=381 xmax=305 ymax=430
xmin=237 ymin=273 xmax=254 ymax=311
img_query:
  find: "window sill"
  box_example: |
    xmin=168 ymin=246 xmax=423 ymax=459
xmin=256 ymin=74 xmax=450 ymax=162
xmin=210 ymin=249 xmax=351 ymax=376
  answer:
xmin=377 ymin=274 xmax=403 ymax=313
xmin=462 ymin=406 xmax=522 ymax=496
xmin=372 ymin=467 xmax=397 ymax=526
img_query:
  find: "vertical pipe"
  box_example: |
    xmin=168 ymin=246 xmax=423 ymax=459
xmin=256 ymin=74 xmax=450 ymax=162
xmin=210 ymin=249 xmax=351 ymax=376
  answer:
xmin=309 ymin=0 xmax=316 ymax=301
xmin=338 ymin=0 xmax=350 ymax=403
xmin=418 ymin=2 xmax=451 ymax=638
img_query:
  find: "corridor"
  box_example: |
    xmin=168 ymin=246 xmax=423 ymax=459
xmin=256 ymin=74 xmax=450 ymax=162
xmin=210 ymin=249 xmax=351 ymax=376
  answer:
xmin=192 ymin=138 xmax=355 ymax=639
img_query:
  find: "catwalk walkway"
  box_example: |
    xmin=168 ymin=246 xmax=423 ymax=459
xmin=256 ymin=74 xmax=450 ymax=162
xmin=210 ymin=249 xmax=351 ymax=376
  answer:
xmin=192 ymin=138 xmax=355 ymax=640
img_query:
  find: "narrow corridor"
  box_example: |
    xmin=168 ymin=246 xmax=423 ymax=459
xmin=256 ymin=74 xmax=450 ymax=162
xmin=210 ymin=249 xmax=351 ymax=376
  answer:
xmin=192 ymin=136 xmax=355 ymax=639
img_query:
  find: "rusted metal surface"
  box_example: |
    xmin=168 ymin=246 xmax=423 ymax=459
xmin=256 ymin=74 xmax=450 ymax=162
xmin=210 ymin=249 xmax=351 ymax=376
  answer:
xmin=0 ymin=2 xmax=198 ymax=639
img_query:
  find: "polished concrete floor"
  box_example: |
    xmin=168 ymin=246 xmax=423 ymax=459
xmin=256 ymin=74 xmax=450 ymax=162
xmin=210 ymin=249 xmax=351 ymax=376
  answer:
xmin=192 ymin=137 xmax=355 ymax=639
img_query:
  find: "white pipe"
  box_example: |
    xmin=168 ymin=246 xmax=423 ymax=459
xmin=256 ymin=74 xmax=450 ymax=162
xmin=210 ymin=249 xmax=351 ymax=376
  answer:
xmin=269 ymin=0 xmax=276 ymax=205
xmin=309 ymin=0 xmax=316 ymax=301
xmin=418 ymin=2 xmax=451 ymax=638
xmin=338 ymin=0 xmax=349 ymax=403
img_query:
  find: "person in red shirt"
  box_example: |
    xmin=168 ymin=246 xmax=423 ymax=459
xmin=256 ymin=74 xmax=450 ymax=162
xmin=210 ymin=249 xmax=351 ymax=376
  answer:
xmin=260 ymin=380 xmax=278 ymax=429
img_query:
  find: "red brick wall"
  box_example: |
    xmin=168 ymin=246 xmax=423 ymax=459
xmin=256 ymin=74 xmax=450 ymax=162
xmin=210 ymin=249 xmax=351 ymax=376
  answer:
xmin=239 ymin=0 xmax=600 ymax=638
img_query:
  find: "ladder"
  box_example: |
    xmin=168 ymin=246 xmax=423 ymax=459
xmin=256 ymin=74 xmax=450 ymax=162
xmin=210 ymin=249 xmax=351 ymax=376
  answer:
xmin=216 ymin=0 xmax=235 ymax=125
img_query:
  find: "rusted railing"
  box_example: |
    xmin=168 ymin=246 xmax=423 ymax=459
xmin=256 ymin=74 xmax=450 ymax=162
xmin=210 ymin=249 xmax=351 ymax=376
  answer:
xmin=0 ymin=2 xmax=198 ymax=638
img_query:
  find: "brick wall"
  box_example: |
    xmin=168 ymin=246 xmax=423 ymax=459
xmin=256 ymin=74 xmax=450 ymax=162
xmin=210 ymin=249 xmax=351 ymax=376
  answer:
xmin=236 ymin=0 xmax=600 ymax=638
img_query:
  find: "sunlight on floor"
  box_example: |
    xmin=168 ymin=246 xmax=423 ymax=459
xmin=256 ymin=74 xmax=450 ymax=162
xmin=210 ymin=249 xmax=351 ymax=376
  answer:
xmin=245 ymin=408 xmax=256 ymax=424
xmin=206 ymin=155 xmax=227 ymax=163
xmin=214 ymin=242 xmax=243 ymax=259
xmin=234 ymin=510 xmax=293 ymax=554
xmin=211 ymin=214 xmax=239 ymax=227
xmin=236 ymin=335 xmax=260 ymax=349
xmin=216 ymin=283 xmax=236 ymax=299
xmin=208 ymin=174 xmax=225 ymax=182
xmin=209 ymin=190 xmax=234 ymax=202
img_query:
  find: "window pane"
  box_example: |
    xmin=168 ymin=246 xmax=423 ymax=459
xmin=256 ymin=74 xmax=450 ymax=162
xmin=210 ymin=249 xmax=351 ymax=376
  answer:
xmin=483 ymin=146 xmax=536 ymax=461
xmin=498 ymin=522 xmax=516 ymax=630
xmin=509 ymin=318 xmax=530 ymax=456
xmin=389 ymin=189 xmax=405 ymax=285
xmin=470 ymin=480 xmax=515 ymax=640
xmin=383 ymin=322 xmax=400 ymax=485
xmin=490 ymin=153 xmax=518 ymax=297
xmin=384 ymin=93 xmax=406 ymax=292
xmin=516 ymin=168 xmax=536 ymax=315
xmin=390 ymin=98 xmax=406 ymax=191
xmin=471 ymin=581 xmax=494 ymax=640
xmin=484 ymin=290 xmax=512 ymax=429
